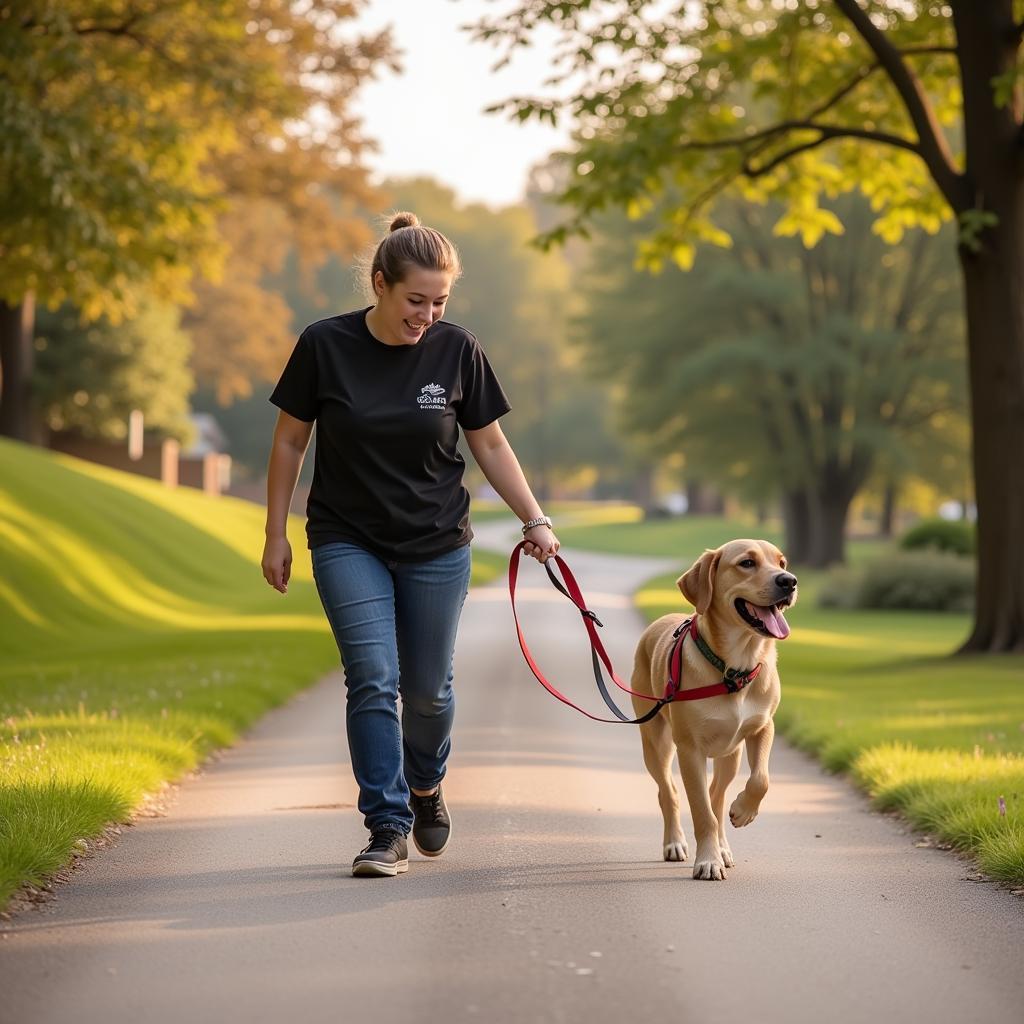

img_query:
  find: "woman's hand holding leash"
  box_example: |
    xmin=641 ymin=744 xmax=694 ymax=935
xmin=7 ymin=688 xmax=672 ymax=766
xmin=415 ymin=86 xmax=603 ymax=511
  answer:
xmin=522 ymin=523 xmax=559 ymax=563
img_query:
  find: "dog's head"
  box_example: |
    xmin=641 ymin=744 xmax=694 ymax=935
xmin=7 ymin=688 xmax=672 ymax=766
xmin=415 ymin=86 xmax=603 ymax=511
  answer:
xmin=678 ymin=539 xmax=797 ymax=641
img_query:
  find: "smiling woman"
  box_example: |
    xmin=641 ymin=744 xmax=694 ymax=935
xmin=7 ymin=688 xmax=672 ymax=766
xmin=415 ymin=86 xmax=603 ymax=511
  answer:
xmin=260 ymin=210 xmax=560 ymax=878
xmin=363 ymin=211 xmax=461 ymax=346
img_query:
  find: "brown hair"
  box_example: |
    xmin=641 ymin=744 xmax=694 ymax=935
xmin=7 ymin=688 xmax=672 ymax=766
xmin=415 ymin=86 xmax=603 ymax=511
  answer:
xmin=368 ymin=211 xmax=462 ymax=294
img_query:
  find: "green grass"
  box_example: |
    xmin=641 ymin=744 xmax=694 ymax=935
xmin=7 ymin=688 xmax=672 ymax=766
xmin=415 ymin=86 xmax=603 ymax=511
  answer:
xmin=557 ymin=512 xmax=766 ymax=557
xmin=0 ymin=439 xmax=503 ymax=910
xmin=552 ymin=509 xmax=1023 ymax=882
xmin=471 ymin=499 xmax=645 ymax=529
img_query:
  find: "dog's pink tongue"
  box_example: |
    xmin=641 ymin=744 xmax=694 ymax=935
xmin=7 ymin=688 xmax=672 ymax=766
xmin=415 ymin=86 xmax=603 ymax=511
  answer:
xmin=748 ymin=602 xmax=791 ymax=640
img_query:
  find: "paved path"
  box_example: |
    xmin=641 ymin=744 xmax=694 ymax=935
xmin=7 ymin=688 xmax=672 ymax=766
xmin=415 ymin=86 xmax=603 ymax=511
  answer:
xmin=2 ymin=521 xmax=1022 ymax=1024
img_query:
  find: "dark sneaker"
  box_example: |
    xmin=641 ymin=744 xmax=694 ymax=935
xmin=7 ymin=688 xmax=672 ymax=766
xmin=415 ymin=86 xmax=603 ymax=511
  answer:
xmin=410 ymin=784 xmax=451 ymax=857
xmin=352 ymin=828 xmax=409 ymax=877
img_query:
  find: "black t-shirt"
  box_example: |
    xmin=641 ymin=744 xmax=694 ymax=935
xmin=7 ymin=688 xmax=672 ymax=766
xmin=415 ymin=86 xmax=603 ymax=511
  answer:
xmin=269 ymin=308 xmax=511 ymax=561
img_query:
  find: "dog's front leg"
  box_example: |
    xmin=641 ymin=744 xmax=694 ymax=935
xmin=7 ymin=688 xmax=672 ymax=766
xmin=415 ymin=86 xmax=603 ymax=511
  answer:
xmin=729 ymin=720 xmax=774 ymax=827
xmin=710 ymin=748 xmax=742 ymax=867
xmin=677 ymin=746 xmax=727 ymax=880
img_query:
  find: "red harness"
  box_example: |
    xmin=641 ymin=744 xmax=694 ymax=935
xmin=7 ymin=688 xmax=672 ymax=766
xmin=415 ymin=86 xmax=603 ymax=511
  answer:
xmin=508 ymin=542 xmax=762 ymax=725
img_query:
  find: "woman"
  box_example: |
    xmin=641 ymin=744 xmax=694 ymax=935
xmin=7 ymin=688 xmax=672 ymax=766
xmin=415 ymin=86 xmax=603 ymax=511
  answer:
xmin=261 ymin=212 xmax=559 ymax=878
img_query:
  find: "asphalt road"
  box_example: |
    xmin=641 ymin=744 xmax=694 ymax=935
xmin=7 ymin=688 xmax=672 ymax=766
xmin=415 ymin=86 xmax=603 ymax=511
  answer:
xmin=2 ymin=521 xmax=1022 ymax=1024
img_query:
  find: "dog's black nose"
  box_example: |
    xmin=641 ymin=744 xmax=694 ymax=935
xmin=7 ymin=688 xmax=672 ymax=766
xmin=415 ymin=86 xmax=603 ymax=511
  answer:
xmin=774 ymin=572 xmax=798 ymax=592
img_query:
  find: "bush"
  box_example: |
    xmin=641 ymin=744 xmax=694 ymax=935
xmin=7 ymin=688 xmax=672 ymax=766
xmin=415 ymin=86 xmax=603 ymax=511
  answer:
xmin=816 ymin=566 xmax=863 ymax=610
xmin=900 ymin=517 xmax=975 ymax=556
xmin=818 ymin=550 xmax=975 ymax=612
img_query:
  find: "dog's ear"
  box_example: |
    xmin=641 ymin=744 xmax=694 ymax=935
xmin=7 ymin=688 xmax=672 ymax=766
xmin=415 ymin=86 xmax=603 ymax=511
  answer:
xmin=678 ymin=549 xmax=721 ymax=615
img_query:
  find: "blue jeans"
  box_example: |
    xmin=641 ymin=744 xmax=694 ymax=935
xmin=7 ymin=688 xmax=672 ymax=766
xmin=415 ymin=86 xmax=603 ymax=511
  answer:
xmin=311 ymin=541 xmax=472 ymax=834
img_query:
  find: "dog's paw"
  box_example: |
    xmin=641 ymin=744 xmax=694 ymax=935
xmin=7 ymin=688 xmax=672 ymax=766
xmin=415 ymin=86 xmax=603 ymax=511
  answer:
xmin=692 ymin=857 xmax=727 ymax=881
xmin=663 ymin=840 xmax=688 ymax=862
xmin=719 ymin=843 xmax=735 ymax=869
xmin=729 ymin=795 xmax=758 ymax=828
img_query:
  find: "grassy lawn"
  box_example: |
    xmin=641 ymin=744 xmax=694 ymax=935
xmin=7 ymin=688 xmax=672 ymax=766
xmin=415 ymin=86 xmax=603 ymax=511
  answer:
xmin=556 ymin=512 xmax=778 ymax=557
xmin=0 ymin=439 xmax=502 ymax=910
xmin=471 ymin=499 xmax=645 ymax=528
xmin=559 ymin=510 xmax=1024 ymax=884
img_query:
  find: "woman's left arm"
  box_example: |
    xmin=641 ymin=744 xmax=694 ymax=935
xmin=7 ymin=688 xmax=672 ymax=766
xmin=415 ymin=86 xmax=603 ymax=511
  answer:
xmin=464 ymin=420 xmax=559 ymax=562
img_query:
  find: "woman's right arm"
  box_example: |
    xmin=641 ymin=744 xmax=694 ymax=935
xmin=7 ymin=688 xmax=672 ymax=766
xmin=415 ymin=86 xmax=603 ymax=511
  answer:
xmin=261 ymin=410 xmax=315 ymax=594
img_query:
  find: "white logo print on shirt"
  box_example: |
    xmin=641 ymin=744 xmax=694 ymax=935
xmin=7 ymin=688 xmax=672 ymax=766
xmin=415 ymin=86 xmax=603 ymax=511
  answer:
xmin=417 ymin=383 xmax=447 ymax=411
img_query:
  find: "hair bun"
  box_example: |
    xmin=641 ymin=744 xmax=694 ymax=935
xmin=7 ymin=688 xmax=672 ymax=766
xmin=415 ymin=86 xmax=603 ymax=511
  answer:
xmin=389 ymin=211 xmax=420 ymax=232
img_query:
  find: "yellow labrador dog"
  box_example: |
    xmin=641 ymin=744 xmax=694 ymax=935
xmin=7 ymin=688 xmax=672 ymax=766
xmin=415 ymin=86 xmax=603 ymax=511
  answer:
xmin=630 ymin=540 xmax=797 ymax=880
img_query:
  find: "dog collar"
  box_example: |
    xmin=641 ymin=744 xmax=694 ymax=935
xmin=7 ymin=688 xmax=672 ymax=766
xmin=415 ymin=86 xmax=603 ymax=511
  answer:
xmin=669 ymin=617 xmax=762 ymax=696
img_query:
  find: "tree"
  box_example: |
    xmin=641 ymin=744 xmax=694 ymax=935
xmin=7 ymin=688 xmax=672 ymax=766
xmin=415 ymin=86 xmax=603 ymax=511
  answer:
xmin=184 ymin=202 xmax=303 ymax=406
xmin=579 ymin=195 xmax=965 ymax=566
xmin=470 ymin=1 xmax=1024 ymax=652
xmin=34 ymin=296 xmax=194 ymax=442
xmin=0 ymin=1 xmax=393 ymax=439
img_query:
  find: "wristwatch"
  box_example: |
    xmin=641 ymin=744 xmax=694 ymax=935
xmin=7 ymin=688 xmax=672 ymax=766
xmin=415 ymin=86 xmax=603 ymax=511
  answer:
xmin=522 ymin=515 xmax=553 ymax=535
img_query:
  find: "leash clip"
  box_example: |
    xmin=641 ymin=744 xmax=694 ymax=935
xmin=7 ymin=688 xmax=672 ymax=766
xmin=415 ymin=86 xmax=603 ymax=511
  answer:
xmin=672 ymin=617 xmax=692 ymax=639
xmin=581 ymin=608 xmax=604 ymax=627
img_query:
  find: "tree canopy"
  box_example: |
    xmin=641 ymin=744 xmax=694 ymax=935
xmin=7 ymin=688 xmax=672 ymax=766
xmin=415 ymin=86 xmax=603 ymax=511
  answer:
xmin=0 ymin=0 xmax=393 ymax=316
xmin=580 ymin=194 xmax=966 ymax=564
xmin=34 ymin=295 xmax=194 ymax=442
xmin=471 ymin=1 xmax=971 ymax=260
xmin=470 ymin=0 xmax=1024 ymax=651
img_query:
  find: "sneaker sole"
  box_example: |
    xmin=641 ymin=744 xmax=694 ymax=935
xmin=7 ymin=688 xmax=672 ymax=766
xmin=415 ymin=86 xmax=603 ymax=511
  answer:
xmin=412 ymin=822 xmax=452 ymax=858
xmin=352 ymin=858 xmax=409 ymax=878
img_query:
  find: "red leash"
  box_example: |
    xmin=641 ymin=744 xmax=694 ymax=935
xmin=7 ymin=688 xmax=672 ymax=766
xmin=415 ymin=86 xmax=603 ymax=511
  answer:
xmin=508 ymin=542 xmax=761 ymax=724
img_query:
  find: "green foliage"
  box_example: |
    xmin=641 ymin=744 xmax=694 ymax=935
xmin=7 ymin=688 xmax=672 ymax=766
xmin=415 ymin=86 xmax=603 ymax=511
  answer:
xmin=818 ymin=550 xmax=975 ymax=612
xmin=958 ymin=208 xmax=1001 ymax=254
xmin=468 ymin=1 xmax=965 ymax=261
xmin=0 ymin=1 xmax=392 ymax=316
xmin=576 ymin=193 xmax=967 ymax=538
xmin=900 ymin=517 xmax=976 ymax=556
xmin=635 ymin=566 xmax=1024 ymax=884
xmin=33 ymin=295 xmax=194 ymax=441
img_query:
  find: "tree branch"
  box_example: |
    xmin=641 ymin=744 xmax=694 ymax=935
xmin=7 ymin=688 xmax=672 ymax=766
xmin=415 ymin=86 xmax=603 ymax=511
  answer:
xmin=809 ymin=46 xmax=956 ymax=123
xmin=831 ymin=0 xmax=965 ymax=209
xmin=742 ymin=123 xmax=920 ymax=177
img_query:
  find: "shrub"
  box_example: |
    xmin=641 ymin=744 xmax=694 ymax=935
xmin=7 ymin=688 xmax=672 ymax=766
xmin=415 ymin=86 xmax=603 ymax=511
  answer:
xmin=816 ymin=566 xmax=862 ymax=610
xmin=818 ymin=550 xmax=975 ymax=612
xmin=900 ymin=517 xmax=975 ymax=556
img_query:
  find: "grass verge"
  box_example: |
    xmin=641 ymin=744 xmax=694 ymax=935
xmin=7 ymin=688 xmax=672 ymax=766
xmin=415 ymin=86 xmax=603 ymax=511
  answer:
xmin=0 ymin=439 xmax=502 ymax=911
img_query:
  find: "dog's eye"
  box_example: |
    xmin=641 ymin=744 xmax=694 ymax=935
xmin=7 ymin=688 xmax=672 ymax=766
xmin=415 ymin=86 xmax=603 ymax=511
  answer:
xmin=739 ymin=559 xmax=756 ymax=569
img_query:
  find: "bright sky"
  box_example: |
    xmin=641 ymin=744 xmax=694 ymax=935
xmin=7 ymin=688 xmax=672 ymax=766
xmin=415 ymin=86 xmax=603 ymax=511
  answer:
xmin=351 ymin=0 xmax=574 ymax=208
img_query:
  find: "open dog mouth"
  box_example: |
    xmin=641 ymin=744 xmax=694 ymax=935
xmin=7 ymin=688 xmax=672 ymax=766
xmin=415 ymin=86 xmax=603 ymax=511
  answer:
xmin=735 ymin=598 xmax=793 ymax=640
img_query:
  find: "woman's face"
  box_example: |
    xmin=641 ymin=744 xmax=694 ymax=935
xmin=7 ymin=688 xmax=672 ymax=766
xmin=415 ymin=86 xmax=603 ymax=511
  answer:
xmin=374 ymin=267 xmax=453 ymax=344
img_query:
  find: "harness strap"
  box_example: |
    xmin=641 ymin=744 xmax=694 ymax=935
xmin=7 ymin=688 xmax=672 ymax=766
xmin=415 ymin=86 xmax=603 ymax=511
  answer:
xmin=664 ymin=618 xmax=763 ymax=700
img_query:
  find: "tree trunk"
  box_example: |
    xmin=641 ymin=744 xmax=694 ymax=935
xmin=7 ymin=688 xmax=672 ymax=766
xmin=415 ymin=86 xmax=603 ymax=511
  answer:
xmin=685 ymin=480 xmax=725 ymax=516
xmin=783 ymin=484 xmax=853 ymax=567
xmin=804 ymin=488 xmax=851 ymax=568
xmin=0 ymin=295 xmax=38 ymax=443
xmin=953 ymin=1 xmax=1024 ymax=651
xmin=880 ymin=479 xmax=898 ymax=538
xmin=781 ymin=490 xmax=812 ymax=564
xmin=632 ymin=464 xmax=653 ymax=508
xmin=958 ymin=231 xmax=1024 ymax=651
